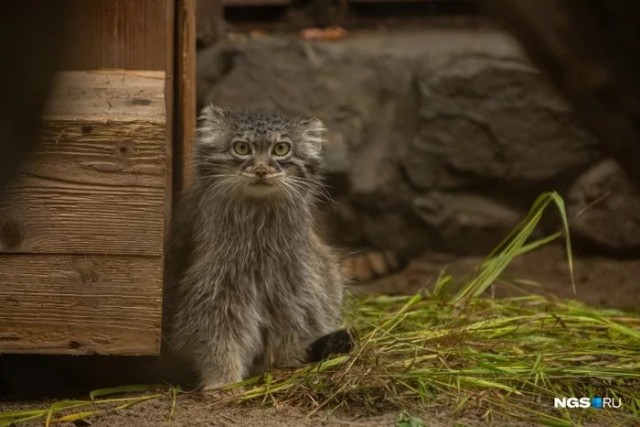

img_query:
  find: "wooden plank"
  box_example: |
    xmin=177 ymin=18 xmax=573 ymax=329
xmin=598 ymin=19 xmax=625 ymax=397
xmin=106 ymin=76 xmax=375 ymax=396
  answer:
xmin=0 ymin=71 xmax=167 ymax=256
xmin=165 ymin=0 xmax=176 ymax=243
xmin=45 ymin=71 xmax=166 ymax=121
xmin=175 ymin=0 xmax=198 ymax=192
xmin=0 ymin=254 xmax=161 ymax=355
xmin=60 ymin=0 xmax=170 ymax=70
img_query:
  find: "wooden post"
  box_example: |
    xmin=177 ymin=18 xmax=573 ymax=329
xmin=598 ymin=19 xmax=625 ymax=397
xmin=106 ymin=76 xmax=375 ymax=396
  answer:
xmin=175 ymin=0 xmax=198 ymax=192
xmin=0 ymin=71 xmax=167 ymax=355
xmin=0 ymin=0 xmax=179 ymax=356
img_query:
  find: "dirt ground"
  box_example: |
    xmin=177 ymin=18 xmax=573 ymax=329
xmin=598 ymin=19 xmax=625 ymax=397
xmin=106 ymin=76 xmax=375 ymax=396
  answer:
xmin=360 ymin=244 xmax=640 ymax=312
xmin=1 ymin=244 xmax=637 ymax=426
xmin=0 ymin=396 xmax=538 ymax=427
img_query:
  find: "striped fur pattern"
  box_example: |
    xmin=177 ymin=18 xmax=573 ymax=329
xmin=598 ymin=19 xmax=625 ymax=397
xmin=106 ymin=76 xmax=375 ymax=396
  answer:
xmin=164 ymin=106 xmax=345 ymax=391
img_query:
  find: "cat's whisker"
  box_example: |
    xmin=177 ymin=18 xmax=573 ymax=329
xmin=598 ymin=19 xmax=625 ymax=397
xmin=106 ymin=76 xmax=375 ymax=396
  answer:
xmin=285 ymin=175 xmax=336 ymax=206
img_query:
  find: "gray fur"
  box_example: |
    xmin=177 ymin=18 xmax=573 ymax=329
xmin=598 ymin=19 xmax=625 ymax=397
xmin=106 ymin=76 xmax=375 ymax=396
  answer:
xmin=164 ymin=106 xmax=344 ymax=391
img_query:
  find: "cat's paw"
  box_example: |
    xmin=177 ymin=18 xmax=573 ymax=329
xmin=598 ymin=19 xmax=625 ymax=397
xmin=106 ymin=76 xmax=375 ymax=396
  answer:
xmin=306 ymin=328 xmax=355 ymax=363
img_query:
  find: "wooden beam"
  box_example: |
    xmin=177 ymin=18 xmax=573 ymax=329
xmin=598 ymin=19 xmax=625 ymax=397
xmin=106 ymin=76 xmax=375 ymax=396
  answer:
xmin=0 ymin=70 xmax=166 ymax=355
xmin=60 ymin=0 xmax=170 ymax=71
xmin=165 ymin=0 xmax=176 ymax=246
xmin=0 ymin=255 xmax=161 ymax=355
xmin=174 ymin=0 xmax=198 ymax=192
xmin=0 ymin=71 xmax=167 ymax=256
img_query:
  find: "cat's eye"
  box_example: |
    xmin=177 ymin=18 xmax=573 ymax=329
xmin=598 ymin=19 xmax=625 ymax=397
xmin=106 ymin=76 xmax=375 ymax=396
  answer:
xmin=233 ymin=141 xmax=252 ymax=156
xmin=272 ymin=142 xmax=291 ymax=156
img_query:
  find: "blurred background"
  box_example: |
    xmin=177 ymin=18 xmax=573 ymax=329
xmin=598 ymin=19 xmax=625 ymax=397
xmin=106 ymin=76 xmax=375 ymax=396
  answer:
xmin=196 ymin=0 xmax=640 ymax=310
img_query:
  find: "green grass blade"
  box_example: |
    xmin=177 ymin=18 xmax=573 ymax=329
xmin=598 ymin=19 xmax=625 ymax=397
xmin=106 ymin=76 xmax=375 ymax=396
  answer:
xmin=452 ymin=192 xmax=573 ymax=304
xmin=89 ymin=384 xmax=164 ymax=400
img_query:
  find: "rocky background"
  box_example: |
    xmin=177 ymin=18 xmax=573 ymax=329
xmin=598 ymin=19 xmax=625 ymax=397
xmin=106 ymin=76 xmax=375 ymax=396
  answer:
xmin=197 ymin=29 xmax=640 ymax=260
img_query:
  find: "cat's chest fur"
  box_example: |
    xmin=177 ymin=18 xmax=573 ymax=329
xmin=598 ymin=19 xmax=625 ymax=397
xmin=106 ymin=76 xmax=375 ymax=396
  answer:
xmin=190 ymin=201 xmax=313 ymax=301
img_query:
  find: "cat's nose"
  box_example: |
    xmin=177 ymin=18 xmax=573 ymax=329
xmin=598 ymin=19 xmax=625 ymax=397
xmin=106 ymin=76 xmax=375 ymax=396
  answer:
xmin=254 ymin=166 xmax=268 ymax=177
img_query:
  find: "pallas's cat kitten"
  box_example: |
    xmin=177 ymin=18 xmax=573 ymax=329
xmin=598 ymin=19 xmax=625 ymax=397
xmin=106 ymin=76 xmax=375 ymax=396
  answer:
xmin=164 ymin=106 xmax=347 ymax=392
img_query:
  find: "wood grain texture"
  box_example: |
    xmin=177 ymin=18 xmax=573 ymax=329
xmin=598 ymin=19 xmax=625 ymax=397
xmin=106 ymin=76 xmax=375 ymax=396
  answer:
xmin=0 ymin=255 xmax=161 ymax=355
xmin=0 ymin=70 xmax=167 ymax=355
xmin=0 ymin=71 xmax=167 ymax=256
xmin=60 ymin=0 xmax=170 ymax=70
xmin=45 ymin=71 xmax=166 ymax=121
xmin=175 ymin=0 xmax=198 ymax=192
xmin=165 ymin=0 xmax=176 ymax=243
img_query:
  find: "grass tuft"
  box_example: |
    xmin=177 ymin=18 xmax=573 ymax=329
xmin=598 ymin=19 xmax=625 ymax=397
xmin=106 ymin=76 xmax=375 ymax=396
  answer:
xmin=214 ymin=293 xmax=639 ymax=425
xmin=215 ymin=192 xmax=639 ymax=425
xmin=0 ymin=386 xmax=173 ymax=427
xmin=2 ymin=192 xmax=639 ymax=425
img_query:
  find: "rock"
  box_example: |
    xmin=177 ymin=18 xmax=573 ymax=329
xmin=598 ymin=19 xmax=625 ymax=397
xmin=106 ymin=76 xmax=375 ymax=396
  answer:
xmin=359 ymin=208 xmax=437 ymax=259
xmin=414 ymin=192 xmax=522 ymax=255
xmin=199 ymin=36 xmax=422 ymax=252
xmin=196 ymin=44 xmax=239 ymax=109
xmin=323 ymin=131 xmax=350 ymax=176
xmin=567 ymin=160 xmax=640 ymax=253
xmin=198 ymin=36 xmax=416 ymax=166
xmin=402 ymin=56 xmax=602 ymax=190
xmin=196 ymin=31 xmax=633 ymax=258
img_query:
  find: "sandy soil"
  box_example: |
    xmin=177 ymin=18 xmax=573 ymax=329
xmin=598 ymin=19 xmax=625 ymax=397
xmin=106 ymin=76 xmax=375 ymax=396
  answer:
xmin=0 ymin=395 xmax=539 ymax=427
xmin=1 ymin=245 xmax=636 ymax=426
xmin=359 ymin=244 xmax=640 ymax=312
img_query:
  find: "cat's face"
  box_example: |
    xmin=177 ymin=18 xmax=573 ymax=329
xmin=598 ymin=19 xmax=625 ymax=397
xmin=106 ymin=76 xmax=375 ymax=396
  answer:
xmin=196 ymin=106 xmax=326 ymax=200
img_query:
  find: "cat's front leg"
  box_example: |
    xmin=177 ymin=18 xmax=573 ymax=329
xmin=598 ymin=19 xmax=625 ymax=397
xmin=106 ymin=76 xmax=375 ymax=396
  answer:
xmin=198 ymin=342 xmax=245 ymax=392
xmin=195 ymin=318 xmax=261 ymax=394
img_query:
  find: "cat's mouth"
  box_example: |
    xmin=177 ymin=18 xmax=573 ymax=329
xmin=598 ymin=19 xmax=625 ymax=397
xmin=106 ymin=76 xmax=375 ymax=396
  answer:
xmin=243 ymin=177 xmax=282 ymax=197
xmin=241 ymin=172 xmax=283 ymax=187
xmin=239 ymin=172 xmax=285 ymax=195
xmin=249 ymin=177 xmax=276 ymax=187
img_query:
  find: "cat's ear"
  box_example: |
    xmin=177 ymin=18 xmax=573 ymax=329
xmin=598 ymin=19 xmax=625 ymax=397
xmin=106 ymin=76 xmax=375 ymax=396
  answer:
xmin=198 ymin=105 xmax=229 ymax=146
xmin=299 ymin=118 xmax=327 ymax=157
xmin=199 ymin=104 xmax=228 ymax=127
